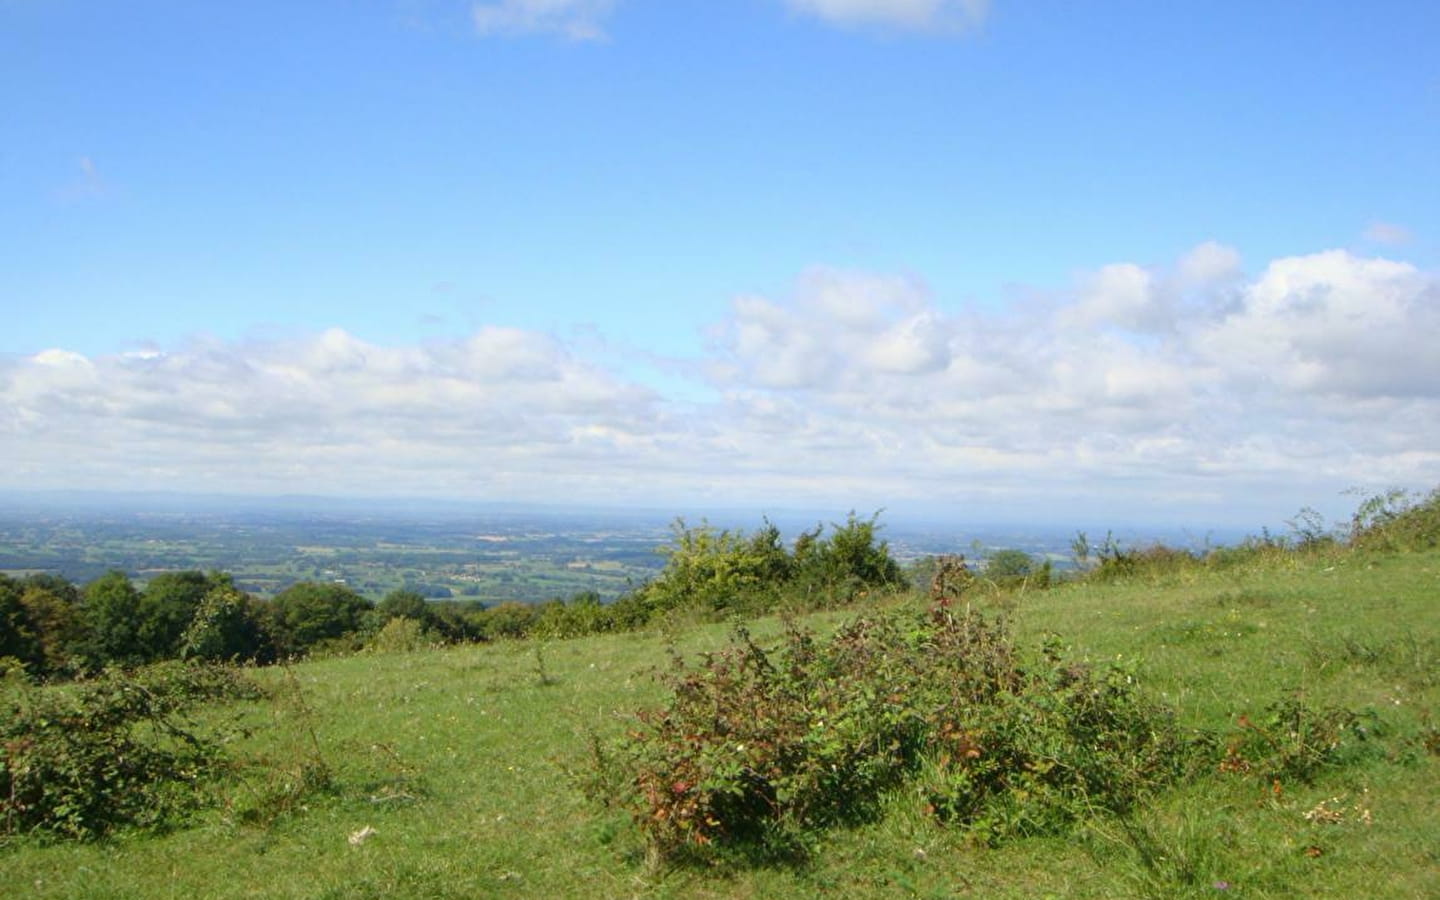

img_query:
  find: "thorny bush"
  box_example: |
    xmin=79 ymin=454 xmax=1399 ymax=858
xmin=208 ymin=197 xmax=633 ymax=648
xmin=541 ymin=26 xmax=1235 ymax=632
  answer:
xmin=605 ymin=602 xmax=1198 ymax=864
xmin=1 ymin=661 xmax=260 ymax=840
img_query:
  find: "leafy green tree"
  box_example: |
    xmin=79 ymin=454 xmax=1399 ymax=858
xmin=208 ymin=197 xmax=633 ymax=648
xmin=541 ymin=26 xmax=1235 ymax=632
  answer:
xmin=180 ymin=584 xmax=275 ymax=663
xmin=428 ymin=599 xmax=487 ymax=642
xmin=0 ymin=574 xmax=39 ymax=673
xmin=83 ymin=571 xmax=145 ymax=666
xmin=798 ymin=511 xmax=903 ymax=601
xmin=476 ymin=601 xmax=540 ymax=640
xmin=534 ymin=590 xmax=613 ymax=639
xmin=17 ymin=577 xmax=87 ymax=676
xmin=985 ymin=549 xmax=1036 ymax=580
xmin=376 ymin=588 xmax=434 ymax=627
xmin=648 ymin=518 xmax=796 ymax=615
xmin=268 ymin=582 xmax=372 ymax=654
xmin=138 ymin=571 xmax=218 ymax=660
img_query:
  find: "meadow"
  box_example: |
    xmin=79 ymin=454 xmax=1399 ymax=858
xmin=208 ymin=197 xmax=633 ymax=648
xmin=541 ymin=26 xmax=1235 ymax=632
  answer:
xmin=3 ymin=516 xmax=1438 ymax=898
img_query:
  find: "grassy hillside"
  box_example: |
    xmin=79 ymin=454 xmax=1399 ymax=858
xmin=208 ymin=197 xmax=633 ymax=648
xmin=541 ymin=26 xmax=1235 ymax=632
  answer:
xmin=3 ymin=543 xmax=1438 ymax=898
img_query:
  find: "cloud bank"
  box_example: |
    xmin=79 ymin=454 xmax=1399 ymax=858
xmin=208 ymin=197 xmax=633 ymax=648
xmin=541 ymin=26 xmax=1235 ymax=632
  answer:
xmin=4 ymin=245 xmax=1437 ymax=524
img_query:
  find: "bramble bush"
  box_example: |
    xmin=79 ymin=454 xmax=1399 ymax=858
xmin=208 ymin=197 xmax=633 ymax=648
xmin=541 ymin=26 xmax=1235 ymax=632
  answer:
xmin=603 ymin=601 xmax=1199 ymax=864
xmin=1217 ymin=692 xmax=1386 ymax=784
xmin=1 ymin=662 xmax=260 ymax=840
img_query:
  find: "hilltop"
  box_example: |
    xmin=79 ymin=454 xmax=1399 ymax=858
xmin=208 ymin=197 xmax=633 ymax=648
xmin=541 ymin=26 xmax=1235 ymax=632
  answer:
xmin=2 ymin=490 xmax=1438 ymax=898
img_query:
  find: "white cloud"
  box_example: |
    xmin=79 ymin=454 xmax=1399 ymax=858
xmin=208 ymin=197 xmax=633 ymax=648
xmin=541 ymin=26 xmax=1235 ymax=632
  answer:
xmin=1177 ymin=240 xmax=1242 ymax=287
xmin=783 ymin=0 xmax=989 ymax=32
xmin=713 ymin=267 xmax=947 ymax=388
xmin=697 ymin=248 xmax=1440 ymax=517
xmin=1 ymin=328 xmax=664 ymax=498
xmin=1194 ymin=250 xmax=1440 ymax=397
xmin=1060 ymin=263 xmax=1164 ymax=331
xmin=472 ymin=0 xmax=614 ymax=40
xmin=4 ymin=245 xmax=1437 ymax=524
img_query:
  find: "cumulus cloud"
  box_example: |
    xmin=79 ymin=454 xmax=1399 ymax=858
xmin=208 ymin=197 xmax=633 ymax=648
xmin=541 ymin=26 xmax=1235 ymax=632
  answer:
xmin=1060 ymin=263 xmax=1163 ymax=331
xmin=783 ymin=0 xmax=989 ymax=32
xmin=4 ymin=245 xmax=1438 ymax=522
xmin=1177 ymin=240 xmax=1242 ymax=287
xmin=712 ymin=267 xmax=949 ymax=389
xmin=472 ymin=0 xmax=615 ymax=40
xmin=1194 ymin=250 xmax=1440 ymax=398
xmin=1 ymin=327 xmax=665 ymax=498
xmin=699 ymin=247 xmax=1440 ymax=515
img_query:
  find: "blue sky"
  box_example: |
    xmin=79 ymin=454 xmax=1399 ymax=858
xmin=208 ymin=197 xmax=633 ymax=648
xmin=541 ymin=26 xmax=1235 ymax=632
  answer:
xmin=3 ymin=0 xmax=1439 ymax=530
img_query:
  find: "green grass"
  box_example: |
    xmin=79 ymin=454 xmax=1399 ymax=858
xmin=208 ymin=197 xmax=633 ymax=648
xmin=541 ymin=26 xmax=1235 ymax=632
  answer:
xmin=4 ymin=549 xmax=1438 ymax=898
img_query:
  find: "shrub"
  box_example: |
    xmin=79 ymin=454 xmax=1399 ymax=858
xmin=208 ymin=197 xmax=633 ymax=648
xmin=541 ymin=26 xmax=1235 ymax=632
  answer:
xmin=533 ymin=591 xmax=616 ymax=639
xmin=1218 ymin=693 xmax=1385 ymax=784
xmin=919 ymin=650 xmax=1193 ymax=843
xmin=368 ymin=616 xmax=432 ymax=653
xmin=643 ymin=519 xmax=791 ymax=618
xmin=0 ymin=662 xmax=260 ymax=840
xmin=606 ymin=603 xmax=1194 ymax=864
xmin=1086 ymin=535 xmax=1199 ymax=583
xmin=476 ymin=601 xmax=541 ymax=640
xmin=635 ymin=512 xmax=905 ymax=625
xmin=1349 ymin=487 xmax=1440 ymax=552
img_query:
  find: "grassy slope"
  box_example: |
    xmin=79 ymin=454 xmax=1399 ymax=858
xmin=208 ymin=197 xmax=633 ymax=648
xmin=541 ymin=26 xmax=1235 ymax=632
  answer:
xmin=3 ymin=549 xmax=1438 ymax=899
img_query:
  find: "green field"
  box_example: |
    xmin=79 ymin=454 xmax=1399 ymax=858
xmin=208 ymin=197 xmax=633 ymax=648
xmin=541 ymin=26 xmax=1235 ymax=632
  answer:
xmin=3 ymin=543 xmax=1438 ymax=898
xmin=0 ymin=507 xmax=668 ymax=604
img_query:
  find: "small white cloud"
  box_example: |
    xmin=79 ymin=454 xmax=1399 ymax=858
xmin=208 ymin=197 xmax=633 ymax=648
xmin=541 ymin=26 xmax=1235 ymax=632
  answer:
xmin=784 ymin=0 xmax=989 ymax=32
xmin=32 ymin=349 xmax=94 ymax=369
xmin=1364 ymin=221 xmax=1413 ymax=245
xmin=472 ymin=0 xmax=615 ymax=40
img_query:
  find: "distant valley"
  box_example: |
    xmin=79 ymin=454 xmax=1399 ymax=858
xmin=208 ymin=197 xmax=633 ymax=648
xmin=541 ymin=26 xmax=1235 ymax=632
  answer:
xmin=0 ymin=493 xmax=1214 ymax=603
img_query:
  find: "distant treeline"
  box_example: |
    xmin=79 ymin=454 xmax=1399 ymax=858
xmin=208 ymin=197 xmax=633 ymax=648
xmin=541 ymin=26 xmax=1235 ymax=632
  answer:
xmin=1 ymin=513 xmax=911 ymax=679
xmin=7 ymin=489 xmax=1439 ymax=682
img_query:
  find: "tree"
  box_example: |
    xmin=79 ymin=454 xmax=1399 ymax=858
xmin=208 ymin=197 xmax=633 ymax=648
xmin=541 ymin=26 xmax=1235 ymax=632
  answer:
xmin=376 ymin=588 xmax=434 ymax=627
xmin=797 ymin=511 xmax=903 ymax=601
xmin=138 ymin=571 xmax=218 ymax=660
xmin=985 ymin=549 xmax=1036 ymax=581
xmin=17 ymin=577 xmax=87 ymax=676
xmin=180 ymin=584 xmax=275 ymax=663
xmin=268 ymin=582 xmax=372 ymax=654
xmin=0 ymin=574 xmax=39 ymax=673
xmin=83 ymin=571 xmax=145 ymax=666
